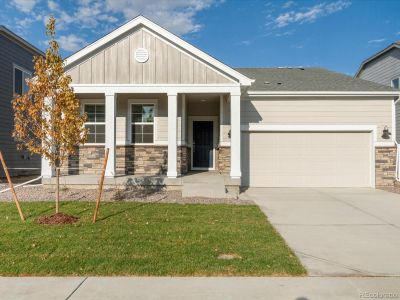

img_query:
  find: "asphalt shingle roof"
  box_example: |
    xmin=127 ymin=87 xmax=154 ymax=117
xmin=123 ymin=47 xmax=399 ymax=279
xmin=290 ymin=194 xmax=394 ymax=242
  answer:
xmin=235 ymin=67 xmax=394 ymax=92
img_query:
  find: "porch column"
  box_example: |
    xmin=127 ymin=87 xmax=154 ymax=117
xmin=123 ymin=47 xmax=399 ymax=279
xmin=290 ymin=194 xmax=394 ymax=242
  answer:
xmin=181 ymin=94 xmax=186 ymax=144
xmin=230 ymin=93 xmax=241 ymax=178
xmin=167 ymin=92 xmax=178 ymax=178
xmin=41 ymin=96 xmax=54 ymax=178
xmin=219 ymin=94 xmax=224 ymax=144
xmin=41 ymin=157 xmax=54 ymax=178
xmin=105 ymin=92 xmax=116 ymax=177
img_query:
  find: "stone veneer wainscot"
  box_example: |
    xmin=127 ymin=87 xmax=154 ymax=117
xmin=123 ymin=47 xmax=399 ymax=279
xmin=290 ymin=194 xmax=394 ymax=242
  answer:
xmin=375 ymin=146 xmax=396 ymax=187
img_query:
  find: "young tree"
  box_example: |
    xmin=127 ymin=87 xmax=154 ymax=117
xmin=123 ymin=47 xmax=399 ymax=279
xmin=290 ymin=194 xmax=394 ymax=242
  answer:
xmin=12 ymin=17 xmax=87 ymax=213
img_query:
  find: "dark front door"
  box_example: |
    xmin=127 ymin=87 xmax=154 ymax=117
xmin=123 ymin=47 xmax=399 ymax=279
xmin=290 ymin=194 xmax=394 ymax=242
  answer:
xmin=192 ymin=121 xmax=214 ymax=169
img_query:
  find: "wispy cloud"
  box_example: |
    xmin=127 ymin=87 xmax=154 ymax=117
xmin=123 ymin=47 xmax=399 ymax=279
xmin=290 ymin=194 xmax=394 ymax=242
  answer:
xmin=238 ymin=40 xmax=251 ymax=46
xmin=104 ymin=0 xmax=223 ymax=35
xmin=282 ymin=1 xmax=295 ymax=9
xmin=11 ymin=0 xmax=223 ymax=37
xmin=58 ymin=34 xmax=86 ymax=52
xmin=10 ymin=0 xmax=39 ymax=13
xmin=368 ymin=38 xmax=387 ymax=43
xmin=273 ymin=0 xmax=351 ymax=28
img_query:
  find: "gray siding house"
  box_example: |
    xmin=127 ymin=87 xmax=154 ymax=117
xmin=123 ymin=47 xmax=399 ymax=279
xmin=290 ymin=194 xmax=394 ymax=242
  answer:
xmin=0 ymin=26 xmax=43 ymax=177
xmin=355 ymin=42 xmax=400 ymax=141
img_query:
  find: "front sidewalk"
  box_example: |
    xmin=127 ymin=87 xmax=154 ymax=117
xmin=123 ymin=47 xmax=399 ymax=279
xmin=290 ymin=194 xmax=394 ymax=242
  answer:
xmin=1 ymin=277 xmax=400 ymax=300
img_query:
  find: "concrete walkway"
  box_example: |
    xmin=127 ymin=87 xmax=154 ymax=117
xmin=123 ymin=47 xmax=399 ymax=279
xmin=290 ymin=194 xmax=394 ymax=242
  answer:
xmin=182 ymin=172 xmax=229 ymax=198
xmin=241 ymin=188 xmax=400 ymax=276
xmin=1 ymin=277 xmax=399 ymax=300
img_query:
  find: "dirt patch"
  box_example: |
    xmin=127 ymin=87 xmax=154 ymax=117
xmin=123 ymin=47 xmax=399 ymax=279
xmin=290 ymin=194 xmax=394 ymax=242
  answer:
xmin=37 ymin=212 xmax=79 ymax=225
xmin=217 ymin=253 xmax=242 ymax=260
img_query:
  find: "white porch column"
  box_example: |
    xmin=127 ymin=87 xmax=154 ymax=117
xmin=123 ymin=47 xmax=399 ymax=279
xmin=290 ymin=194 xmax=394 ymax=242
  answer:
xmin=219 ymin=94 xmax=224 ymax=144
xmin=167 ymin=92 xmax=178 ymax=178
xmin=105 ymin=92 xmax=116 ymax=177
xmin=230 ymin=93 xmax=241 ymax=178
xmin=41 ymin=96 xmax=54 ymax=178
xmin=41 ymin=157 xmax=54 ymax=178
xmin=181 ymin=94 xmax=186 ymax=145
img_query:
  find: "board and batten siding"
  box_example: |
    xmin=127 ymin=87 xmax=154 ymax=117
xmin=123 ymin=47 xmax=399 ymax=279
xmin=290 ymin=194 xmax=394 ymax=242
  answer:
xmin=358 ymin=48 xmax=400 ymax=87
xmin=66 ymin=28 xmax=234 ymax=85
xmin=241 ymin=97 xmax=393 ymax=142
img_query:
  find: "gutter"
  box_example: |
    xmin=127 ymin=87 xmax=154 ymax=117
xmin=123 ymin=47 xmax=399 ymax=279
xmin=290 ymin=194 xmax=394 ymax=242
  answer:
xmin=246 ymin=91 xmax=400 ymax=97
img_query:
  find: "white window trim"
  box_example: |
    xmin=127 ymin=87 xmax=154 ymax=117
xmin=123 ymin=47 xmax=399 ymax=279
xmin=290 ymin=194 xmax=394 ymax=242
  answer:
xmin=188 ymin=116 xmax=219 ymax=171
xmin=127 ymin=99 xmax=158 ymax=145
xmin=391 ymin=76 xmax=400 ymax=89
xmin=81 ymin=101 xmax=106 ymax=146
xmin=13 ymin=64 xmax=31 ymax=97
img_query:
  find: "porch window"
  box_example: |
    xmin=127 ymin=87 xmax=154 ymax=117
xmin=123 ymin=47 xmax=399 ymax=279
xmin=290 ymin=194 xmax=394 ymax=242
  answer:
xmin=131 ymin=104 xmax=154 ymax=144
xmin=84 ymin=104 xmax=105 ymax=144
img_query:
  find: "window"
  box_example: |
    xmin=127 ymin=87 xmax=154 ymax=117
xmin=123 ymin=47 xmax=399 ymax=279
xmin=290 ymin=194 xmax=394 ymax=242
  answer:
xmin=14 ymin=65 xmax=31 ymax=97
xmin=392 ymin=77 xmax=399 ymax=89
xmin=131 ymin=104 xmax=154 ymax=143
xmin=84 ymin=104 xmax=105 ymax=144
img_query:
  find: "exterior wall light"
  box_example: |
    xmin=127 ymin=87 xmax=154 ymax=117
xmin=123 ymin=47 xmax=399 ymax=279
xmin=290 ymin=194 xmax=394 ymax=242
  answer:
xmin=382 ymin=125 xmax=391 ymax=139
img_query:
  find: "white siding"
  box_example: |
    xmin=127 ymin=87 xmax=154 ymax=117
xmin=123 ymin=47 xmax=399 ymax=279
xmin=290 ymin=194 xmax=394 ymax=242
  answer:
xmin=241 ymin=97 xmax=393 ymax=142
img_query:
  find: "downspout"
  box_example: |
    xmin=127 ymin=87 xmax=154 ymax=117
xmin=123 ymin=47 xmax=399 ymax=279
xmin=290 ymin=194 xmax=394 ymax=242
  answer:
xmin=395 ymin=96 xmax=400 ymax=181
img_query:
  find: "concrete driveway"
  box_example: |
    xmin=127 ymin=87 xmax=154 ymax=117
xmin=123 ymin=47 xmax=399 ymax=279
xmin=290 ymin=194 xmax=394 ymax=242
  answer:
xmin=241 ymin=188 xmax=400 ymax=276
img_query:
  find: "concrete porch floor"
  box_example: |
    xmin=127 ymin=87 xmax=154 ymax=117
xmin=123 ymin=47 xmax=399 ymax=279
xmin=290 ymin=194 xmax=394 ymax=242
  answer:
xmin=42 ymin=171 xmax=240 ymax=197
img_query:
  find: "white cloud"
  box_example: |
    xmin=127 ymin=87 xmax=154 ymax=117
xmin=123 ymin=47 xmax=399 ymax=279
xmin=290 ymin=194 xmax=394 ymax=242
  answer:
xmin=274 ymin=0 xmax=351 ymax=28
xmin=11 ymin=0 xmax=38 ymax=13
xmin=47 ymin=0 xmax=59 ymax=11
xmin=43 ymin=0 xmax=219 ymax=36
xmin=368 ymin=38 xmax=387 ymax=44
xmin=238 ymin=40 xmax=251 ymax=46
xmin=58 ymin=34 xmax=86 ymax=52
xmin=105 ymin=0 xmax=221 ymax=35
xmin=282 ymin=1 xmax=295 ymax=9
xmin=16 ymin=17 xmax=35 ymax=28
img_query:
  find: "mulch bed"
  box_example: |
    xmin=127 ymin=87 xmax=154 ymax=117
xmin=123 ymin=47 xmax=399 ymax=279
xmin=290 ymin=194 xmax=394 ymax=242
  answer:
xmin=37 ymin=212 xmax=79 ymax=225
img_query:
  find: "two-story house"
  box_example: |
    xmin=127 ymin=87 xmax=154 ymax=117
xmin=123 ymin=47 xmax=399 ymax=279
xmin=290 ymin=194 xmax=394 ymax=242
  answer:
xmin=0 ymin=26 xmax=43 ymax=177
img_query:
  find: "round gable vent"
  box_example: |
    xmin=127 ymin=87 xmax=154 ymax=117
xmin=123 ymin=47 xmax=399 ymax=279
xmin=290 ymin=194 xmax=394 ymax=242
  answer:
xmin=135 ymin=48 xmax=149 ymax=63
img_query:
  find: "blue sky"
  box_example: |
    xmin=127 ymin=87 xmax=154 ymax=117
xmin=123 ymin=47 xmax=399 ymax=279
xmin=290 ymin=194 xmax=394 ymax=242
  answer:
xmin=1 ymin=0 xmax=399 ymax=75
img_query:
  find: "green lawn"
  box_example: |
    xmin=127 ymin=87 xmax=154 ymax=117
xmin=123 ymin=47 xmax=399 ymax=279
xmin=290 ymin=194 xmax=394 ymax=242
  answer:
xmin=0 ymin=202 xmax=305 ymax=276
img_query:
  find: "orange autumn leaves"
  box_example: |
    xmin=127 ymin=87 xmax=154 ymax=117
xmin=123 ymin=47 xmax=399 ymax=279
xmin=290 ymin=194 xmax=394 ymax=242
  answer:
xmin=12 ymin=16 xmax=87 ymax=169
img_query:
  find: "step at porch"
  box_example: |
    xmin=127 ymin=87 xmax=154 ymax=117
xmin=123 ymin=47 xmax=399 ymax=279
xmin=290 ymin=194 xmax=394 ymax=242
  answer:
xmin=182 ymin=172 xmax=231 ymax=198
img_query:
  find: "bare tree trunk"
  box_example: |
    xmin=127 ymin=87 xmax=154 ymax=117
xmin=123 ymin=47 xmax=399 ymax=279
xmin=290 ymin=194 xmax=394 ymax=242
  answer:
xmin=56 ymin=167 xmax=60 ymax=213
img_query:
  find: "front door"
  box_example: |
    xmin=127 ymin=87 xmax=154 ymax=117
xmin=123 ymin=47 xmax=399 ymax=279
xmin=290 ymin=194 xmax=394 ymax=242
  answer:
xmin=192 ymin=121 xmax=214 ymax=169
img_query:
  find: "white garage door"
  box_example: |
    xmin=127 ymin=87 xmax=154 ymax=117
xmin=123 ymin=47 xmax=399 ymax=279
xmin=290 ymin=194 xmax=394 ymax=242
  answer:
xmin=242 ymin=132 xmax=372 ymax=187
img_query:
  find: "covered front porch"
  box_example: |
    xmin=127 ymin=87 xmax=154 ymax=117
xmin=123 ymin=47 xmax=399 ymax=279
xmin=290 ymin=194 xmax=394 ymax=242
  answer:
xmin=41 ymin=86 xmax=242 ymax=194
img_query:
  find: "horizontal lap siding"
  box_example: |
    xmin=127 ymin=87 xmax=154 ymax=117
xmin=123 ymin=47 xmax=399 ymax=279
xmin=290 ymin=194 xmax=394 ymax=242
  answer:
xmin=66 ymin=28 xmax=234 ymax=85
xmin=358 ymin=48 xmax=400 ymax=86
xmin=0 ymin=34 xmax=41 ymax=176
xmin=241 ymin=98 xmax=393 ymax=142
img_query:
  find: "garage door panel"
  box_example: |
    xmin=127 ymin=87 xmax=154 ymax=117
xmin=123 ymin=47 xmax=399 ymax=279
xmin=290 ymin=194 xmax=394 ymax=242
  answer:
xmin=242 ymin=132 xmax=372 ymax=187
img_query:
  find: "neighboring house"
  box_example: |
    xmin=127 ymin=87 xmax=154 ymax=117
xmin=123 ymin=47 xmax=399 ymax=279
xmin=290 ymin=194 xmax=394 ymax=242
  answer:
xmin=0 ymin=26 xmax=43 ymax=177
xmin=41 ymin=16 xmax=399 ymax=191
xmin=355 ymin=41 xmax=400 ymax=141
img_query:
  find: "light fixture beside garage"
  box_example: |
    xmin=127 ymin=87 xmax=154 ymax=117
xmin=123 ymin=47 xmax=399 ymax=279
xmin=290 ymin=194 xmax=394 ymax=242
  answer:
xmin=382 ymin=125 xmax=391 ymax=139
xmin=135 ymin=48 xmax=149 ymax=63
